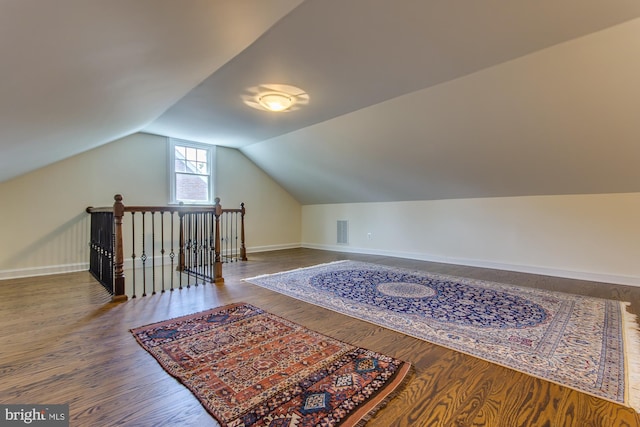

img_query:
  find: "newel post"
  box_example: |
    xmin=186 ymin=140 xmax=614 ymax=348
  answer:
xmin=213 ymin=197 xmax=224 ymax=284
xmin=178 ymin=210 xmax=185 ymax=273
xmin=112 ymin=194 xmax=128 ymax=302
xmin=240 ymin=202 xmax=247 ymax=261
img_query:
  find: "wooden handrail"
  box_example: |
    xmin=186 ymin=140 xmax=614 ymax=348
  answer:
xmin=88 ymin=205 xmax=222 ymax=214
xmin=85 ymin=206 xmax=114 ymax=213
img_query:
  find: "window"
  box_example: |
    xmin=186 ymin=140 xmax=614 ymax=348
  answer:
xmin=169 ymin=139 xmax=215 ymax=204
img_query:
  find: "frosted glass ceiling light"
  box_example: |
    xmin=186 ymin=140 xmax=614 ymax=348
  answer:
xmin=243 ymin=84 xmax=309 ymax=112
xmin=257 ymin=93 xmax=294 ymax=112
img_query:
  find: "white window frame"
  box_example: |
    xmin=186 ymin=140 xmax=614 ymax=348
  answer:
xmin=168 ymin=138 xmax=216 ymax=205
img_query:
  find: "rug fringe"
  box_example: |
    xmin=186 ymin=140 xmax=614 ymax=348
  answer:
xmin=353 ymin=363 xmax=415 ymax=427
xmin=242 ymin=260 xmax=349 ymax=282
xmin=622 ymin=302 xmax=640 ymax=413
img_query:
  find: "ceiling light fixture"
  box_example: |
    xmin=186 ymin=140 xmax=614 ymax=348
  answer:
xmin=257 ymin=92 xmax=294 ymax=112
xmin=243 ymin=84 xmax=309 ymax=112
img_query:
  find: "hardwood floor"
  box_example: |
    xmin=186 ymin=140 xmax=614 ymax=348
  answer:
xmin=1 ymin=248 xmax=639 ymax=426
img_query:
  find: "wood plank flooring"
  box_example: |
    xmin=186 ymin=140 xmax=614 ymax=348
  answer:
xmin=1 ymin=248 xmax=639 ymax=426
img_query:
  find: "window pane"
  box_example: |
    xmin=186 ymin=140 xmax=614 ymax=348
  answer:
xmin=186 ymin=147 xmax=197 ymax=161
xmin=196 ymin=161 xmax=208 ymax=174
xmin=176 ymin=173 xmax=209 ymax=201
xmin=175 ymin=159 xmax=187 ymax=172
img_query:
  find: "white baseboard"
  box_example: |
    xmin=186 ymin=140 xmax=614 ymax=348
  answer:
xmin=301 ymin=243 xmax=640 ymax=287
xmin=247 ymin=243 xmax=301 ymax=253
xmin=0 ymin=263 xmax=89 ymax=281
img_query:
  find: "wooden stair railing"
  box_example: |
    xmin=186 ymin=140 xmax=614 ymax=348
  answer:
xmin=87 ymin=195 xmax=246 ymax=302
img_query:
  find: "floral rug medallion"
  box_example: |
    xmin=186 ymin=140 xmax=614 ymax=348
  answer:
xmin=245 ymin=261 xmax=640 ymax=412
xmin=131 ymin=302 xmax=412 ymax=426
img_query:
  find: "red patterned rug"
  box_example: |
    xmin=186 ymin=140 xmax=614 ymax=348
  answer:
xmin=131 ymin=302 xmax=412 ymax=426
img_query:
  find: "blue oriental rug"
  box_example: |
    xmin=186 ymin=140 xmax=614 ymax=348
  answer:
xmin=245 ymin=260 xmax=640 ymax=412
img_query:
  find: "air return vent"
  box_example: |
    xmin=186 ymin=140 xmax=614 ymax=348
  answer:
xmin=337 ymin=220 xmax=349 ymax=245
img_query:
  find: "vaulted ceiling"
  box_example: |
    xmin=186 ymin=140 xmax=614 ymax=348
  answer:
xmin=2 ymin=0 xmax=640 ymax=204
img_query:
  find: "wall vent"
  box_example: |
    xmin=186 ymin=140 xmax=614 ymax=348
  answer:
xmin=337 ymin=220 xmax=349 ymax=245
